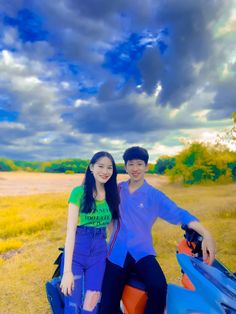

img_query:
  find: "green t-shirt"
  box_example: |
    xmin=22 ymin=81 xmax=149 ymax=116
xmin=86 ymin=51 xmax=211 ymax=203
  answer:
xmin=68 ymin=185 xmax=112 ymax=228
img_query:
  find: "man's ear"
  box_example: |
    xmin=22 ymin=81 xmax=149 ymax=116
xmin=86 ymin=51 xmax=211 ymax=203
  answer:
xmin=145 ymin=163 xmax=149 ymax=172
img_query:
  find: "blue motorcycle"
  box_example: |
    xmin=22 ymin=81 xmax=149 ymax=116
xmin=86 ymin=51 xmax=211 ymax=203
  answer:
xmin=167 ymin=253 xmax=236 ymax=313
xmin=121 ymin=225 xmax=236 ymax=314
xmin=46 ymin=226 xmax=236 ymax=313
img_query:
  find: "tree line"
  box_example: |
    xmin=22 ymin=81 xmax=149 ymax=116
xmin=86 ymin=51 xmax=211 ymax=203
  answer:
xmin=1 ymin=145 xmax=236 ymax=185
xmin=0 ymin=158 xmax=129 ymax=174
xmin=1 ymin=142 xmax=235 ymax=184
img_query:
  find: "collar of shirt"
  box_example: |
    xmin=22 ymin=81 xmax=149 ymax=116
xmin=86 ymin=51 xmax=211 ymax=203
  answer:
xmin=122 ymin=179 xmax=149 ymax=196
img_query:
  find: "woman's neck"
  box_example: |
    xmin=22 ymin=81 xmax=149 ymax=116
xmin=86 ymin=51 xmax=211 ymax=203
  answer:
xmin=94 ymin=181 xmax=105 ymax=200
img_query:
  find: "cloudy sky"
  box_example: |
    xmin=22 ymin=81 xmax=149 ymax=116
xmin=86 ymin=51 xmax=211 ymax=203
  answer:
xmin=0 ymin=1 xmax=235 ymax=162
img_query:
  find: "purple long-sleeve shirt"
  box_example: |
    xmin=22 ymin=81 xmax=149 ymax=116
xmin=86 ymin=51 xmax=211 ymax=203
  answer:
xmin=107 ymin=180 xmax=198 ymax=267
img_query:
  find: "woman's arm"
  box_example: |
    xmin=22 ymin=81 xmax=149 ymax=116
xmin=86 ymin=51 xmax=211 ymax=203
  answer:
xmin=106 ymin=220 xmax=114 ymax=242
xmin=188 ymin=220 xmax=216 ymax=265
xmin=60 ymin=203 xmax=79 ymax=296
xmin=107 ymin=220 xmax=114 ymax=237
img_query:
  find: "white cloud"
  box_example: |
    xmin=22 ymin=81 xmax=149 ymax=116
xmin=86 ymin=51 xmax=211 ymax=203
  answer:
xmin=61 ymin=81 xmax=70 ymax=90
xmin=192 ymin=110 xmax=211 ymax=122
xmin=148 ymin=143 xmax=183 ymax=161
xmin=0 ymin=121 xmax=26 ymax=130
xmin=74 ymin=99 xmax=90 ymax=108
xmin=169 ymin=108 xmax=181 ymax=119
xmin=178 ymin=122 xmax=236 ymax=152
xmin=0 ymin=48 xmax=68 ymax=138
xmin=0 ymin=50 xmax=24 ymax=72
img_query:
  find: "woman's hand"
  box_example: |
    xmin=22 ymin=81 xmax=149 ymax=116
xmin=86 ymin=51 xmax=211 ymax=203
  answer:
xmin=60 ymin=271 xmax=74 ymax=296
xmin=61 ymin=203 xmax=78 ymax=296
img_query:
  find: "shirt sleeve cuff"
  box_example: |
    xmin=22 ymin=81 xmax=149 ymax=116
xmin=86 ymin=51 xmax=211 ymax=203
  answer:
xmin=181 ymin=215 xmax=199 ymax=226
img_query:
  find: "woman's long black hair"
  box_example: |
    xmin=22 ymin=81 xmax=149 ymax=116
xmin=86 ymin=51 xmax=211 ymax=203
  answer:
xmin=81 ymin=151 xmax=120 ymax=220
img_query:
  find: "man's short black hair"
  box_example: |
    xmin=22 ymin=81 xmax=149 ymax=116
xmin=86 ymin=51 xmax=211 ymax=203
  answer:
xmin=123 ymin=146 xmax=149 ymax=165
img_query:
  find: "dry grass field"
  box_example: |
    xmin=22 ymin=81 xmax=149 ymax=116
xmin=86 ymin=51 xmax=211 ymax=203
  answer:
xmin=0 ymin=172 xmax=235 ymax=314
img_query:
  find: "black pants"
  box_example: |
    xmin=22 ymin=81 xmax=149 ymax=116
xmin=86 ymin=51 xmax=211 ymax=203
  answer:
xmin=100 ymin=253 xmax=167 ymax=314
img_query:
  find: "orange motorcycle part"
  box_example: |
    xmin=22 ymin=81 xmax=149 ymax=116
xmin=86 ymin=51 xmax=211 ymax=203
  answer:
xmin=122 ymin=284 xmax=148 ymax=314
xmin=177 ymin=239 xmax=196 ymax=291
xmin=181 ymin=273 xmax=195 ymax=290
xmin=177 ymin=239 xmax=195 ymax=256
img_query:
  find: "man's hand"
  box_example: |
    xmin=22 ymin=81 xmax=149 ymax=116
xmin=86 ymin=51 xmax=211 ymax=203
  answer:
xmin=201 ymin=231 xmax=216 ymax=265
xmin=188 ymin=221 xmax=216 ymax=264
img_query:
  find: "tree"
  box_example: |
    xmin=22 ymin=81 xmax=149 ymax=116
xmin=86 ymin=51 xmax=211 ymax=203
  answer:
xmin=216 ymin=112 xmax=236 ymax=151
xmin=155 ymin=157 xmax=175 ymax=174
xmin=167 ymin=142 xmax=235 ymax=184
xmin=0 ymin=158 xmax=17 ymax=171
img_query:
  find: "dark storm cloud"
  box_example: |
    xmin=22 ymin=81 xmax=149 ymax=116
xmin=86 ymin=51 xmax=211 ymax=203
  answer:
xmin=0 ymin=123 xmax=31 ymax=145
xmin=208 ymin=76 xmax=236 ymax=120
xmin=2 ymin=0 xmax=234 ymax=110
xmin=97 ymin=79 xmax=121 ymax=102
xmin=137 ymin=0 xmax=226 ymax=107
xmin=138 ymin=47 xmax=162 ymax=95
xmin=36 ymin=0 xmax=234 ymax=117
xmin=60 ymin=0 xmax=158 ymax=28
xmin=34 ymin=1 xmax=123 ymax=65
xmin=1 ymin=0 xmax=159 ymax=76
xmin=69 ymin=94 xmax=203 ymax=135
xmin=0 ymin=148 xmax=36 ymax=161
xmin=70 ymin=99 xmax=158 ymax=134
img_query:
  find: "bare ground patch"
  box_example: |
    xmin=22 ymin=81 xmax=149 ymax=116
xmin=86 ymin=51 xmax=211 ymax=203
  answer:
xmin=0 ymin=172 xmax=169 ymax=196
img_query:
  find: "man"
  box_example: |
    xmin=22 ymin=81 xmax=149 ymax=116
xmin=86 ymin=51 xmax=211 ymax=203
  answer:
xmin=100 ymin=146 xmax=216 ymax=314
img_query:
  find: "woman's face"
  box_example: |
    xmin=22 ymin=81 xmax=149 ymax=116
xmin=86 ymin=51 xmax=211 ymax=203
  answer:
xmin=90 ymin=156 xmax=113 ymax=184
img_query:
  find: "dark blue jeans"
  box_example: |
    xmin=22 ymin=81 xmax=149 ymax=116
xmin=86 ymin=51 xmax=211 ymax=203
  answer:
xmin=61 ymin=226 xmax=107 ymax=314
xmin=100 ymin=253 xmax=167 ymax=314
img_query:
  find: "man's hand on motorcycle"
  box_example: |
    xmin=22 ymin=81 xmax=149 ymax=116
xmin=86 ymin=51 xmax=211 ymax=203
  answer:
xmin=202 ymin=234 xmax=216 ymax=265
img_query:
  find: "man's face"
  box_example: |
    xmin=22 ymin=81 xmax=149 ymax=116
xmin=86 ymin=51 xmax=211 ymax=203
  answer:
xmin=125 ymin=159 xmax=148 ymax=182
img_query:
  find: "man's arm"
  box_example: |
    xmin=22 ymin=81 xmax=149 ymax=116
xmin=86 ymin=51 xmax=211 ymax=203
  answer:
xmin=155 ymin=190 xmax=216 ymax=264
xmin=188 ymin=220 xmax=216 ymax=265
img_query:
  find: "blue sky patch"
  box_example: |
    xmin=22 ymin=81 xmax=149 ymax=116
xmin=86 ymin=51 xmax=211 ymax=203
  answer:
xmin=0 ymin=110 xmax=18 ymax=122
xmin=4 ymin=9 xmax=49 ymax=42
xmin=103 ymin=33 xmax=145 ymax=83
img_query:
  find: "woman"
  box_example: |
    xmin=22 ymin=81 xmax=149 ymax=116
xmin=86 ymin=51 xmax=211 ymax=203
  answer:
xmin=60 ymin=151 xmax=120 ymax=314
